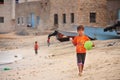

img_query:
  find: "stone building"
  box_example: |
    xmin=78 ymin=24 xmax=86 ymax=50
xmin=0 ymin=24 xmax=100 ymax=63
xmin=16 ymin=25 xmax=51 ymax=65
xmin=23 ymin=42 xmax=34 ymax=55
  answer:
xmin=15 ymin=0 xmax=78 ymax=31
xmin=0 ymin=0 xmax=15 ymax=33
xmin=15 ymin=0 xmax=50 ymax=31
xmin=48 ymin=0 xmax=79 ymax=30
xmin=48 ymin=0 xmax=120 ymax=28
xmin=107 ymin=0 xmax=120 ymax=24
xmin=0 ymin=0 xmax=120 ymax=33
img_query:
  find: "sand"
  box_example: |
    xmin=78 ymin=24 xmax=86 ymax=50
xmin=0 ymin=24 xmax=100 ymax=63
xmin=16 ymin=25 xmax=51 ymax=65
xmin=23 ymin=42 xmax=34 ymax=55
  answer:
xmin=0 ymin=33 xmax=120 ymax=80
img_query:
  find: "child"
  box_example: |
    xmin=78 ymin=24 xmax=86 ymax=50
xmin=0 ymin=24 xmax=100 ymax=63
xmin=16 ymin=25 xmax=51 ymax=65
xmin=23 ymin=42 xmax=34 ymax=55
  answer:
xmin=72 ymin=25 xmax=90 ymax=76
xmin=47 ymin=37 xmax=50 ymax=47
xmin=34 ymin=41 xmax=39 ymax=55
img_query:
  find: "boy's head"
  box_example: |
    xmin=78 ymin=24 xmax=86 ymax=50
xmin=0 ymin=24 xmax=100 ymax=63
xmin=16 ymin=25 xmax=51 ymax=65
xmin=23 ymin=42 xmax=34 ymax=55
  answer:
xmin=77 ymin=25 xmax=84 ymax=36
xmin=35 ymin=41 xmax=37 ymax=44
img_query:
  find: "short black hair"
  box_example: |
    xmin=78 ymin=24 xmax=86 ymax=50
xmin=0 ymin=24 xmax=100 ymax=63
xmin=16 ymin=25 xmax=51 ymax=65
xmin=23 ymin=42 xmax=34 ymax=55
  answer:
xmin=77 ymin=25 xmax=84 ymax=31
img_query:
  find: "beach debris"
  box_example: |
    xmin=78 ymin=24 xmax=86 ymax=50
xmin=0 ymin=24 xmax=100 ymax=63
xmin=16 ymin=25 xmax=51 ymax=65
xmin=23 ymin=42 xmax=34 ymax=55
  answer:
xmin=107 ymin=42 xmax=116 ymax=47
xmin=3 ymin=68 xmax=11 ymax=71
xmin=51 ymin=54 xmax=55 ymax=57
xmin=49 ymin=63 xmax=53 ymax=65
xmin=14 ymin=55 xmax=18 ymax=58
xmin=18 ymin=76 xmax=21 ymax=79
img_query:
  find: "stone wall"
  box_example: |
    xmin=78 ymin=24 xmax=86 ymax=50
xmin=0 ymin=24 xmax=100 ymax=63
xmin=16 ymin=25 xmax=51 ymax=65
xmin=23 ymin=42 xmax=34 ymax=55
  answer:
xmin=48 ymin=0 xmax=78 ymax=30
xmin=15 ymin=0 xmax=120 ymax=31
xmin=0 ymin=0 xmax=15 ymax=33
xmin=77 ymin=0 xmax=108 ymax=27
xmin=107 ymin=0 xmax=120 ymax=24
xmin=15 ymin=0 xmax=50 ymax=31
xmin=18 ymin=0 xmax=40 ymax=3
xmin=0 ymin=0 xmax=120 ymax=33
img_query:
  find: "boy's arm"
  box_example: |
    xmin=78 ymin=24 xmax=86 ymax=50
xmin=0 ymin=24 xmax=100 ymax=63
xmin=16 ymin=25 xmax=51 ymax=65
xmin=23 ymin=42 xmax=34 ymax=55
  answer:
xmin=71 ymin=37 xmax=77 ymax=46
xmin=92 ymin=42 xmax=95 ymax=47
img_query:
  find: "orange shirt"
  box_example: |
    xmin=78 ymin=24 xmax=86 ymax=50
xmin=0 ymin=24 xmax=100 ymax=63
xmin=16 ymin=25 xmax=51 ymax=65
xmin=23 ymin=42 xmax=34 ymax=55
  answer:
xmin=72 ymin=35 xmax=90 ymax=53
xmin=34 ymin=44 xmax=38 ymax=50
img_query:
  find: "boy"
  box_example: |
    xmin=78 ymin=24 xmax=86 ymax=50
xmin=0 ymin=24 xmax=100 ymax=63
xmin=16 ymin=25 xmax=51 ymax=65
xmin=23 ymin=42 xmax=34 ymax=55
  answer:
xmin=72 ymin=25 xmax=90 ymax=76
xmin=34 ymin=41 xmax=39 ymax=55
xmin=47 ymin=37 xmax=50 ymax=47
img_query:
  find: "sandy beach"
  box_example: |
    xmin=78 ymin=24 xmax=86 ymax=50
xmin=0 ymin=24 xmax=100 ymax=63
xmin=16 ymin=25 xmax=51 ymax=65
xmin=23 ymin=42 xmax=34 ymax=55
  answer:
xmin=0 ymin=33 xmax=120 ymax=80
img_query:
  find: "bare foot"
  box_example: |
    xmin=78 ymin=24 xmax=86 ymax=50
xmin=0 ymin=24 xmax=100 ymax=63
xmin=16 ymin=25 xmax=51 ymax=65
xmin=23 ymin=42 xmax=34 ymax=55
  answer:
xmin=78 ymin=72 xmax=82 ymax=76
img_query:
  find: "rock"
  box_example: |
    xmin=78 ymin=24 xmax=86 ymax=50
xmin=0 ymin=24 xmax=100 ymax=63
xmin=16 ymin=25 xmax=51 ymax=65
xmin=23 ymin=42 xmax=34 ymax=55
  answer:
xmin=51 ymin=54 xmax=55 ymax=57
xmin=17 ymin=72 xmax=19 ymax=75
xmin=14 ymin=55 xmax=18 ymax=58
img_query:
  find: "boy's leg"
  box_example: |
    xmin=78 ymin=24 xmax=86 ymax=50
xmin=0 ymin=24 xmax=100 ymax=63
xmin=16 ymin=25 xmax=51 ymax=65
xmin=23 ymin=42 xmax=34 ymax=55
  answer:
xmin=77 ymin=53 xmax=86 ymax=76
xmin=78 ymin=63 xmax=83 ymax=76
xmin=48 ymin=42 xmax=50 ymax=47
xmin=77 ymin=54 xmax=82 ymax=75
xmin=35 ymin=50 xmax=38 ymax=55
xmin=81 ymin=53 xmax=86 ymax=72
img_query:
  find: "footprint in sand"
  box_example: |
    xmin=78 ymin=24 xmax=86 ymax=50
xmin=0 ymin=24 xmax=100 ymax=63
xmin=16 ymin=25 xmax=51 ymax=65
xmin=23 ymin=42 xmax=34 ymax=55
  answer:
xmin=18 ymin=76 xmax=22 ymax=79
xmin=16 ymin=72 xmax=19 ymax=75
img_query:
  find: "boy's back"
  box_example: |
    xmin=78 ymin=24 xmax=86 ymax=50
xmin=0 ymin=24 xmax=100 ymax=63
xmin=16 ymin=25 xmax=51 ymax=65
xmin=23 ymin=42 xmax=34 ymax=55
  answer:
xmin=72 ymin=35 xmax=90 ymax=53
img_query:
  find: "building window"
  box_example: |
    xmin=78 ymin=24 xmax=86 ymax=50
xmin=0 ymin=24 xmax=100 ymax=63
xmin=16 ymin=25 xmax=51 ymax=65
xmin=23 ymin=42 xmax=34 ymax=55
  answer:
xmin=17 ymin=17 xmax=20 ymax=24
xmin=54 ymin=14 xmax=58 ymax=25
xmin=118 ymin=9 xmax=120 ymax=20
xmin=0 ymin=17 xmax=4 ymax=23
xmin=36 ymin=16 xmax=40 ymax=25
xmin=90 ymin=12 xmax=96 ymax=23
xmin=63 ymin=14 xmax=66 ymax=24
xmin=71 ymin=13 xmax=74 ymax=23
xmin=16 ymin=0 xmax=19 ymax=4
xmin=0 ymin=0 xmax=4 ymax=4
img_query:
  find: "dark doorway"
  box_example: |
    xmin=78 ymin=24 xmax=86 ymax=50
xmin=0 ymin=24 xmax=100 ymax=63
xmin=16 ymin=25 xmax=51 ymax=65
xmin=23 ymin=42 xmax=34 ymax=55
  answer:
xmin=54 ymin=14 xmax=58 ymax=27
xmin=71 ymin=13 xmax=74 ymax=23
xmin=90 ymin=12 xmax=96 ymax=23
xmin=16 ymin=0 xmax=19 ymax=4
xmin=0 ymin=17 xmax=4 ymax=23
xmin=63 ymin=14 xmax=66 ymax=24
xmin=118 ymin=9 xmax=120 ymax=20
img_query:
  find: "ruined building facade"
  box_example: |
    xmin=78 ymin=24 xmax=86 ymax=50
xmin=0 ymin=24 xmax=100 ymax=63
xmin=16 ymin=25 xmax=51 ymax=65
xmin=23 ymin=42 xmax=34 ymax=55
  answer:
xmin=0 ymin=0 xmax=15 ymax=33
xmin=0 ymin=0 xmax=120 ymax=33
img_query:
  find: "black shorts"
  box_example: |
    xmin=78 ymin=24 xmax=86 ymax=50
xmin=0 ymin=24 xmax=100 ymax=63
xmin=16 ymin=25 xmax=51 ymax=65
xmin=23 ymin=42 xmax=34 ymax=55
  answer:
xmin=35 ymin=50 xmax=38 ymax=54
xmin=76 ymin=53 xmax=86 ymax=65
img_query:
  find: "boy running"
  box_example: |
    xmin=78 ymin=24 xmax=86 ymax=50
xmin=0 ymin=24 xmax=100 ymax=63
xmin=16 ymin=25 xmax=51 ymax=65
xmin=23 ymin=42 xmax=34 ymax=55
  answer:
xmin=72 ymin=25 xmax=90 ymax=76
